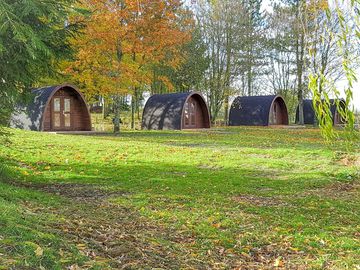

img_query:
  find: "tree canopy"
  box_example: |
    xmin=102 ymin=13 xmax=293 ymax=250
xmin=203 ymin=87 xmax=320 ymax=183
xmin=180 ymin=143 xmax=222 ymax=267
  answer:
xmin=0 ymin=0 xmax=80 ymax=127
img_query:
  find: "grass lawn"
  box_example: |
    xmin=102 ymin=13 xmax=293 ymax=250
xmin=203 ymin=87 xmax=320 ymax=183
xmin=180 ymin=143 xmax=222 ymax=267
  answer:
xmin=0 ymin=127 xmax=359 ymax=269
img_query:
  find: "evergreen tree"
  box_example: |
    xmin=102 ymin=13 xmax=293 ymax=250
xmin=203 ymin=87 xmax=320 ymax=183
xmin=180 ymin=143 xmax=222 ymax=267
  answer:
xmin=0 ymin=0 xmax=80 ymax=130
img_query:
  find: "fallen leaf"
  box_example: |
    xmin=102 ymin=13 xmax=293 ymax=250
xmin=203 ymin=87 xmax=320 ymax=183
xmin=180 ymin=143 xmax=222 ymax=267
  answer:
xmin=35 ymin=246 xmax=43 ymax=257
xmin=212 ymin=223 xmax=221 ymax=228
xmin=274 ymin=257 xmax=284 ymax=267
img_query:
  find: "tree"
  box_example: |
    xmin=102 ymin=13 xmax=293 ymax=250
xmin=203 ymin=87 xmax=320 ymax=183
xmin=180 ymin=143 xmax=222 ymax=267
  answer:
xmin=0 ymin=0 xmax=79 ymax=133
xmin=65 ymin=0 xmax=192 ymax=132
xmin=308 ymin=0 xmax=360 ymax=150
xmin=268 ymin=0 xmax=312 ymax=125
xmin=152 ymin=25 xmax=209 ymax=94
xmin=266 ymin=4 xmax=298 ymax=115
xmin=196 ymin=0 xmax=249 ymax=123
xmin=240 ymin=0 xmax=267 ymax=97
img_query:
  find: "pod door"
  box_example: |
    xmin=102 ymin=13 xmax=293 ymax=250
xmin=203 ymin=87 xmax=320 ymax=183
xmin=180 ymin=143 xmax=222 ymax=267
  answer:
xmin=183 ymin=99 xmax=197 ymax=129
xmin=51 ymin=92 xmax=72 ymax=131
xmin=182 ymin=95 xmax=210 ymax=129
xmin=269 ymin=97 xmax=289 ymax=125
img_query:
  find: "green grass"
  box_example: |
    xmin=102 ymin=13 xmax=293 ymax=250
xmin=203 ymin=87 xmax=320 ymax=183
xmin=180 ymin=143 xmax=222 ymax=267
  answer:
xmin=0 ymin=127 xmax=359 ymax=269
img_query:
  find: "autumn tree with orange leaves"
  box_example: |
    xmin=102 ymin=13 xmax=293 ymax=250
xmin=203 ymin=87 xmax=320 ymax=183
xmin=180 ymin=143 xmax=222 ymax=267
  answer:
xmin=64 ymin=0 xmax=193 ymax=132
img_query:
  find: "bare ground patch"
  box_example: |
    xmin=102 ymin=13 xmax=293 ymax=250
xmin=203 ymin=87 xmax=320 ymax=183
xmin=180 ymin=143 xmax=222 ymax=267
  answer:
xmin=297 ymin=179 xmax=360 ymax=200
xmin=198 ymin=164 xmax=224 ymax=170
xmin=319 ymin=180 xmax=360 ymax=198
xmin=232 ymin=195 xmax=288 ymax=207
xmin=37 ymin=183 xmax=127 ymax=202
xmin=234 ymin=244 xmax=309 ymax=270
xmin=337 ymin=155 xmax=360 ymax=167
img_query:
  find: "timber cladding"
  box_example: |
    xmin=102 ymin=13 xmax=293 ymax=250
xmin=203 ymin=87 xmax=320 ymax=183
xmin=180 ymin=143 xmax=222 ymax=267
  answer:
xmin=142 ymin=92 xmax=211 ymax=130
xmin=11 ymin=84 xmax=92 ymax=132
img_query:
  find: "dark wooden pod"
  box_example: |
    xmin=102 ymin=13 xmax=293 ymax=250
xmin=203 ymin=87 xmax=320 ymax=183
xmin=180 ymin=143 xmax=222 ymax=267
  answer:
xmin=229 ymin=95 xmax=289 ymax=126
xmin=295 ymin=99 xmax=346 ymax=125
xmin=11 ymin=84 xmax=91 ymax=131
xmin=142 ymin=92 xmax=210 ymax=130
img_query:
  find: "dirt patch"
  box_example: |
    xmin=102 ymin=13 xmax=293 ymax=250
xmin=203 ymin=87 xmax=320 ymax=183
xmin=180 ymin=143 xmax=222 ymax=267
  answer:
xmin=235 ymin=243 xmax=308 ymax=270
xmin=198 ymin=164 xmax=223 ymax=170
xmin=233 ymin=195 xmax=287 ymax=207
xmin=321 ymin=181 xmax=360 ymax=195
xmin=165 ymin=142 xmax=211 ymax=148
xmin=246 ymin=153 xmax=273 ymax=159
xmin=300 ymin=180 xmax=360 ymax=199
xmin=338 ymin=156 xmax=360 ymax=167
xmin=37 ymin=183 xmax=126 ymax=202
xmin=5 ymin=180 xmax=126 ymax=202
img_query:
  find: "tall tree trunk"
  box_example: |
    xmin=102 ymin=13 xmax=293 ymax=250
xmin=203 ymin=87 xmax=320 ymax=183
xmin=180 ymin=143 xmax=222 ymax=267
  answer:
xmin=224 ymin=96 xmax=229 ymax=125
xmin=131 ymin=91 xmax=136 ymax=130
xmin=113 ymin=95 xmax=121 ymax=134
xmin=224 ymin=25 xmax=231 ymax=125
xmin=136 ymin=91 xmax=141 ymax=121
xmin=297 ymin=98 xmax=304 ymax=125
xmin=247 ymin=68 xmax=252 ymax=96
xmin=296 ymin=1 xmax=305 ymax=125
xmin=296 ymin=46 xmax=304 ymax=125
xmin=102 ymin=96 xmax=106 ymax=120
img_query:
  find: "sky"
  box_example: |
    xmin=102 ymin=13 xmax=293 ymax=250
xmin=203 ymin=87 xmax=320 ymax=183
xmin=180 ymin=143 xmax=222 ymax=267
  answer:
xmin=185 ymin=0 xmax=360 ymax=111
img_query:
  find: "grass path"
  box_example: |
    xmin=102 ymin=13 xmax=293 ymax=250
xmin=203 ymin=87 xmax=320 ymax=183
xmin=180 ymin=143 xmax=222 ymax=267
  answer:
xmin=0 ymin=127 xmax=359 ymax=269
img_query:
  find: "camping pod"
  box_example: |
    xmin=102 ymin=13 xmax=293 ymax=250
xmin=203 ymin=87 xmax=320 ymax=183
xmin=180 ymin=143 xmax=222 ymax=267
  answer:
xmin=11 ymin=84 xmax=91 ymax=131
xmin=295 ymin=99 xmax=346 ymax=125
xmin=229 ymin=95 xmax=289 ymax=126
xmin=142 ymin=92 xmax=211 ymax=130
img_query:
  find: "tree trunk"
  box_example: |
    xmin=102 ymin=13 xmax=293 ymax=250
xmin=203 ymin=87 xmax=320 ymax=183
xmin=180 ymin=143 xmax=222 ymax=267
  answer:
xmin=113 ymin=95 xmax=121 ymax=134
xmin=102 ymin=96 xmax=106 ymax=120
xmin=224 ymin=95 xmax=229 ymax=125
xmin=297 ymin=98 xmax=304 ymax=125
xmin=296 ymin=0 xmax=305 ymax=125
xmin=131 ymin=93 xmax=135 ymax=130
xmin=247 ymin=69 xmax=252 ymax=96
xmin=296 ymin=58 xmax=304 ymax=124
xmin=136 ymin=91 xmax=141 ymax=121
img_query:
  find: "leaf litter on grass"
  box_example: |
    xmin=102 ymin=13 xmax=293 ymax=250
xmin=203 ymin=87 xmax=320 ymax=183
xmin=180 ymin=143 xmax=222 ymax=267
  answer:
xmin=15 ymin=181 xmax=312 ymax=269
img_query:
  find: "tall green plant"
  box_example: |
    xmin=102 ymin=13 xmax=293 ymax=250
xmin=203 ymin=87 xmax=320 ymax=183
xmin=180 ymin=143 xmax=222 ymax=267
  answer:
xmin=0 ymin=0 xmax=80 ymax=134
xmin=308 ymin=0 xmax=360 ymax=151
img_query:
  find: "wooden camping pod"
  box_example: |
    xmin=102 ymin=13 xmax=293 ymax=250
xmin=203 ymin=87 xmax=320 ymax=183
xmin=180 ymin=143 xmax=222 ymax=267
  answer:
xmin=11 ymin=84 xmax=92 ymax=131
xmin=229 ymin=95 xmax=289 ymax=126
xmin=142 ymin=92 xmax=211 ymax=130
xmin=295 ymin=99 xmax=346 ymax=125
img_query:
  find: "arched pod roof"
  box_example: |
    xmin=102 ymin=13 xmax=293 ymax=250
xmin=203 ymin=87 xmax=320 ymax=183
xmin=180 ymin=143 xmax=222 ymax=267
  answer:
xmin=11 ymin=84 xmax=91 ymax=131
xmin=142 ymin=91 xmax=210 ymax=130
xmin=229 ymin=95 xmax=289 ymax=126
xmin=295 ymin=99 xmax=346 ymax=125
xmin=295 ymin=99 xmax=316 ymax=124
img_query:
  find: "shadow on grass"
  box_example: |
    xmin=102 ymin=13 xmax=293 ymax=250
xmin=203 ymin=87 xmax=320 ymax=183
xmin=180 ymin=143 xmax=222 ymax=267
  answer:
xmin=62 ymin=127 xmax=328 ymax=151
xmin=1 ymin=156 xmax=359 ymax=268
xmin=1 ymin=127 xmax=359 ymax=268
